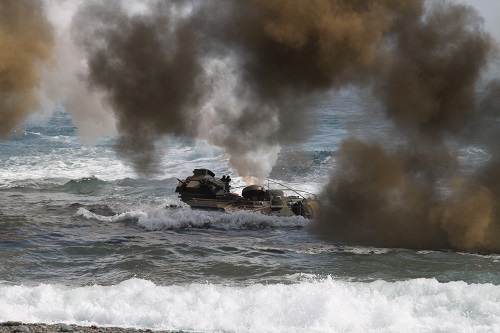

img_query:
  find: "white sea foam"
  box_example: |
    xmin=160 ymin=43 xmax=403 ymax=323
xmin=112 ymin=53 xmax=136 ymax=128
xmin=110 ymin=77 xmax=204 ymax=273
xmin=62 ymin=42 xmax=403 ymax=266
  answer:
xmin=0 ymin=147 xmax=134 ymax=184
xmin=1 ymin=278 xmax=500 ymax=333
xmin=141 ymin=208 xmax=308 ymax=230
xmin=283 ymin=245 xmax=392 ymax=255
xmin=74 ymin=207 xmax=147 ymax=223
xmin=75 ymin=207 xmax=308 ymax=230
xmin=457 ymin=251 xmax=500 ymax=261
xmin=0 ymin=136 xmax=231 ymax=186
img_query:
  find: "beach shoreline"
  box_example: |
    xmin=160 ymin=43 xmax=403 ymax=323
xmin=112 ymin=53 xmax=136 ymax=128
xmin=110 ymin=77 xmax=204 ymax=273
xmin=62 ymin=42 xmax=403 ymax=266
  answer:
xmin=0 ymin=322 xmax=182 ymax=333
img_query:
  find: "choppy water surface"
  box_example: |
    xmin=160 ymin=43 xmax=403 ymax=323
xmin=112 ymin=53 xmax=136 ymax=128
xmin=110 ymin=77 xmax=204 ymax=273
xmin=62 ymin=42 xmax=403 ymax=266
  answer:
xmin=2 ymin=93 xmax=500 ymax=332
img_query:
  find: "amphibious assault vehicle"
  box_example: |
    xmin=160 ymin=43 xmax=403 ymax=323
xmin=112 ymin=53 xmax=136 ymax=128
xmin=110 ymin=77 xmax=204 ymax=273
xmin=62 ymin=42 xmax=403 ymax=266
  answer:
xmin=175 ymin=168 xmax=321 ymax=219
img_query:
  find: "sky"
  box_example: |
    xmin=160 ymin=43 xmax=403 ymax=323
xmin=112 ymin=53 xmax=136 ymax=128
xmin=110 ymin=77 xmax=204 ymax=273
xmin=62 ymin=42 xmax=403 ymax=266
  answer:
xmin=463 ymin=0 xmax=500 ymax=40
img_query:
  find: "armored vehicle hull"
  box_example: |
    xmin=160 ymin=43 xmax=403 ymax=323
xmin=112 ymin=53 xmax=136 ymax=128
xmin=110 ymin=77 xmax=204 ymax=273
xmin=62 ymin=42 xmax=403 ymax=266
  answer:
xmin=175 ymin=169 xmax=320 ymax=219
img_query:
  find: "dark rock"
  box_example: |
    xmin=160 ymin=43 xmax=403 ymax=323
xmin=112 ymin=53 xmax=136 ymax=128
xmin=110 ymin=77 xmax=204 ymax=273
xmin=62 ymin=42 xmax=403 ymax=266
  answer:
xmin=1 ymin=322 xmax=23 ymax=327
xmin=13 ymin=326 xmax=30 ymax=333
xmin=58 ymin=324 xmax=73 ymax=332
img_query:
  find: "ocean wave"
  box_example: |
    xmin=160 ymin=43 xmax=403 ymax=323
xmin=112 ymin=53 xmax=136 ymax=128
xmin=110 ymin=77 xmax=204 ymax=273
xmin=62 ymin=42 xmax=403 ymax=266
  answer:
xmin=139 ymin=208 xmax=308 ymax=230
xmin=75 ymin=206 xmax=308 ymax=230
xmin=1 ymin=277 xmax=499 ymax=333
xmin=57 ymin=176 xmax=109 ymax=195
xmin=270 ymin=149 xmax=333 ymax=182
xmin=263 ymin=244 xmax=393 ymax=255
xmin=74 ymin=207 xmax=147 ymax=223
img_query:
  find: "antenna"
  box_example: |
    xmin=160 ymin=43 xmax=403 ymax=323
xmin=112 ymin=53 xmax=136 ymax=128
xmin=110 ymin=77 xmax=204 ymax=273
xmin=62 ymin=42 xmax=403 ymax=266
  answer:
xmin=266 ymin=179 xmax=317 ymax=199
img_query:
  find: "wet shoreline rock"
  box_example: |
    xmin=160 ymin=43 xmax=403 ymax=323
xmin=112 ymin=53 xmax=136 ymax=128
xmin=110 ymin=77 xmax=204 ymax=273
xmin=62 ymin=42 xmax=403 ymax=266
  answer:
xmin=0 ymin=323 xmax=182 ymax=333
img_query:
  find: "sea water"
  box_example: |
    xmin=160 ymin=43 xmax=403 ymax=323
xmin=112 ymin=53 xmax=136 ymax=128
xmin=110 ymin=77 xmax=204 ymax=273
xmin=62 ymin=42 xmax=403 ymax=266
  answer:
xmin=1 ymin=93 xmax=500 ymax=333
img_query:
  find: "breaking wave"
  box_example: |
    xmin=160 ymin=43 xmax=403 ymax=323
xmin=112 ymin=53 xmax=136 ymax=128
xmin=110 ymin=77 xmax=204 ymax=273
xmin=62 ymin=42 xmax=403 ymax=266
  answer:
xmin=75 ymin=206 xmax=308 ymax=230
xmin=1 ymin=277 xmax=500 ymax=333
xmin=57 ymin=176 xmax=108 ymax=195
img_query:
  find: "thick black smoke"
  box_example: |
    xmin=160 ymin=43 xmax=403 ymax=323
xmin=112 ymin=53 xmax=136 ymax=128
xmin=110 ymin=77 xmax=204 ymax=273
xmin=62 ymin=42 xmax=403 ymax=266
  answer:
xmin=69 ymin=0 xmax=499 ymax=251
xmin=2 ymin=0 xmax=499 ymax=251
xmin=71 ymin=0 xmax=413 ymax=176
xmin=315 ymin=1 xmax=500 ymax=252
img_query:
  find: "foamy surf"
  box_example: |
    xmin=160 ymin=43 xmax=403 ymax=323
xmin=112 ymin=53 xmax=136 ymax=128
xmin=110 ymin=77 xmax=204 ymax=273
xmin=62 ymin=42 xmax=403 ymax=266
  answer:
xmin=1 ymin=278 xmax=499 ymax=333
xmin=75 ymin=206 xmax=308 ymax=230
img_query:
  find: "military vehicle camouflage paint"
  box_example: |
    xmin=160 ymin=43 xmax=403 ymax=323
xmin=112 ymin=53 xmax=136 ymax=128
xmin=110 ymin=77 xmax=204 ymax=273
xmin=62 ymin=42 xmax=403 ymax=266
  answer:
xmin=175 ymin=169 xmax=321 ymax=219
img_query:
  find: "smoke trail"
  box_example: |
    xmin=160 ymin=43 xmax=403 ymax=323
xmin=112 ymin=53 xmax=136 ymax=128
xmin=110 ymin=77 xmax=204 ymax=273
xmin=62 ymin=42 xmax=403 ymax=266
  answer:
xmin=0 ymin=0 xmax=53 ymax=138
xmin=315 ymin=1 xmax=500 ymax=252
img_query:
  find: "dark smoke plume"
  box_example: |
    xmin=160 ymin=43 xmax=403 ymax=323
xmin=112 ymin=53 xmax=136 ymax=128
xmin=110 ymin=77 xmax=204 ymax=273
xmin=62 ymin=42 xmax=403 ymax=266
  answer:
xmin=71 ymin=0 xmax=413 ymax=176
xmin=375 ymin=1 xmax=491 ymax=137
xmin=71 ymin=1 xmax=201 ymax=173
xmin=0 ymin=0 xmax=53 ymax=137
xmin=71 ymin=0 xmax=500 ymax=251
xmin=315 ymin=1 xmax=500 ymax=252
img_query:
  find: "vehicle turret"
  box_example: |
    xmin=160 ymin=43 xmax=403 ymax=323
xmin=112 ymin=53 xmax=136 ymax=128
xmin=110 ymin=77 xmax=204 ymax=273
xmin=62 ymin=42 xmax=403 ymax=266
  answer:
xmin=175 ymin=169 xmax=231 ymax=201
